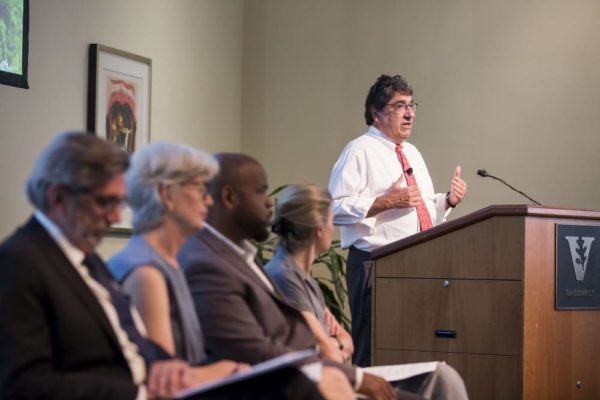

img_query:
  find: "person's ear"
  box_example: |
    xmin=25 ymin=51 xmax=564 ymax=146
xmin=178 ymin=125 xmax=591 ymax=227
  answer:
xmin=44 ymin=184 xmax=70 ymax=217
xmin=314 ymin=224 xmax=324 ymax=239
xmin=157 ymin=183 xmax=175 ymax=212
xmin=46 ymin=184 xmax=67 ymax=208
xmin=371 ymin=107 xmax=380 ymax=122
xmin=221 ymin=185 xmax=239 ymax=209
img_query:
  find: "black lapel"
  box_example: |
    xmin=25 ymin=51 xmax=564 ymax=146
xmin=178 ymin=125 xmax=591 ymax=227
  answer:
xmin=24 ymin=217 xmax=123 ymax=351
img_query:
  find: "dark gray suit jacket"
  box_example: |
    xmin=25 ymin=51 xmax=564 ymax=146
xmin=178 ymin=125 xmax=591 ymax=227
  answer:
xmin=179 ymin=228 xmax=356 ymax=383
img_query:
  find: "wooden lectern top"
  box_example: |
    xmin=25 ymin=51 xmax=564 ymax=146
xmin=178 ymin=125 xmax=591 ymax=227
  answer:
xmin=372 ymin=204 xmax=600 ymax=260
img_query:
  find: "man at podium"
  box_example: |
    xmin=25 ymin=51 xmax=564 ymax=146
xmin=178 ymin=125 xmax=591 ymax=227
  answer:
xmin=328 ymin=74 xmax=468 ymax=366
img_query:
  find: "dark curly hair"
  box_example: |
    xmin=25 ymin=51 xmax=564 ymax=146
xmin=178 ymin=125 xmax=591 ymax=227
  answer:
xmin=364 ymin=74 xmax=413 ymax=126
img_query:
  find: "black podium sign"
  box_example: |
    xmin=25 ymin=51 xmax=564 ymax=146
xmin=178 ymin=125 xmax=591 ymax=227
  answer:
xmin=556 ymin=224 xmax=600 ymax=310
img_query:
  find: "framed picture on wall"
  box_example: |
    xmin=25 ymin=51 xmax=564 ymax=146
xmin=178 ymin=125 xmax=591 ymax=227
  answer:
xmin=0 ymin=0 xmax=29 ymax=89
xmin=87 ymin=44 xmax=152 ymax=234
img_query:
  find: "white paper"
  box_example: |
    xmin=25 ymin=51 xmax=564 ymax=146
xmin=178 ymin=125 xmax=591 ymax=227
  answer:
xmin=299 ymin=361 xmax=323 ymax=382
xmin=363 ymin=361 xmax=440 ymax=382
xmin=174 ymin=349 xmax=317 ymax=398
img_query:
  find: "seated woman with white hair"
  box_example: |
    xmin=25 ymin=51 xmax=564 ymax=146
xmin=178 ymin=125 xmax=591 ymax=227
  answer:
xmin=108 ymin=142 xmax=244 ymax=381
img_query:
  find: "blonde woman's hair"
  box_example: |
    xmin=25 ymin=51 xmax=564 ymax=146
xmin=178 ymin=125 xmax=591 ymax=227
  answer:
xmin=271 ymin=184 xmax=331 ymax=253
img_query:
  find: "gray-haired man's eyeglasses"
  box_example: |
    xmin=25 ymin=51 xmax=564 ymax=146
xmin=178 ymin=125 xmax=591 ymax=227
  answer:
xmin=385 ymin=101 xmax=418 ymax=113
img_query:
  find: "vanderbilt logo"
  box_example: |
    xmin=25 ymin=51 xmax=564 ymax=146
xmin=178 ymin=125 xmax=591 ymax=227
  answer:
xmin=556 ymin=224 xmax=600 ymax=310
xmin=564 ymin=236 xmax=595 ymax=281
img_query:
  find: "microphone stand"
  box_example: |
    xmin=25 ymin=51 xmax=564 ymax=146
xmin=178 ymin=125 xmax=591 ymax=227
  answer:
xmin=477 ymin=169 xmax=542 ymax=206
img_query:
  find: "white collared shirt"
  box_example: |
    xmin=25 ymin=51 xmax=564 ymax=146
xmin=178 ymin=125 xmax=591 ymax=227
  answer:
xmin=203 ymin=224 xmax=275 ymax=292
xmin=328 ymin=126 xmax=450 ymax=251
xmin=34 ymin=210 xmax=148 ymax=399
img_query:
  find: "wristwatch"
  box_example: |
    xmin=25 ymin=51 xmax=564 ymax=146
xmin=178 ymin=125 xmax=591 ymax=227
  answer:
xmin=445 ymin=192 xmax=456 ymax=208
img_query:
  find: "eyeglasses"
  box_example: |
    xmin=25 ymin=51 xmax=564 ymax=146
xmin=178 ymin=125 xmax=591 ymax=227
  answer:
xmin=385 ymin=101 xmax=418 ymax=113
xmin=89 ymin=194 xmax=127 ymax=213
xmin=67 ymin=187 xmax=127 ymax=214
xmin=179 ymin=180 xmax=211 ymax=201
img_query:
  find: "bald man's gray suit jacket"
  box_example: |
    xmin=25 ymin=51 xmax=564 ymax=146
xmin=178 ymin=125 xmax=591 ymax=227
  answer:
xmin=178 ymin=228 xmax=357 ymax=384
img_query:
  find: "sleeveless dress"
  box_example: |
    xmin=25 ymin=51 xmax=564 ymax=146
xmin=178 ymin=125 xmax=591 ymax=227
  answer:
xmin=108 ymin=235 xmax=206 ymax=364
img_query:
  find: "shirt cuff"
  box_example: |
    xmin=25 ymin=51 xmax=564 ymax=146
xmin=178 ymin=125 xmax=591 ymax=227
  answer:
xmin=352 ymin=196 xmax=378 ymax=230
xmin=434 ymin=192 xmax=451 ymax=223
xmin=332 ymin=197 xmax=377 ymax=228
xmin=136 ymin=386 xmax=147 ymax=400
xmin=354 ymin=367 xmax=364 ymax=391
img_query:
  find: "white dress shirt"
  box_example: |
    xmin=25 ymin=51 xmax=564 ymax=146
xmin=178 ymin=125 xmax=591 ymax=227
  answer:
xmin=328 ymin=126 xmax=450 ymax=251
xmin=203 ymin=224 xmax=275 ymax=293
xmin=34 ymin=210 xmax=148 ymax=399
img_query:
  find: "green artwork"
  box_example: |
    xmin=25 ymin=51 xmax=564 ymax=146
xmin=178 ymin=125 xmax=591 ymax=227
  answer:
xmin=0 ymin=0 xmax=24 ymax=75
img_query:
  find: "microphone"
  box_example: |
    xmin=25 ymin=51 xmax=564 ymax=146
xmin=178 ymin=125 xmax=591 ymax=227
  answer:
xmin=405 ymin=167 xmax=413 ymax=176
xmin=477 ymin=169 xmax=542 ymax=206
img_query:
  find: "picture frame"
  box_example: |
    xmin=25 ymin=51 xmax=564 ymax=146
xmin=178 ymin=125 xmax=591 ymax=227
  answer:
xmin=0 ymin=0 xmax=29 ymax=89
xmin=87 ymin=44 xmax=152 ymax=234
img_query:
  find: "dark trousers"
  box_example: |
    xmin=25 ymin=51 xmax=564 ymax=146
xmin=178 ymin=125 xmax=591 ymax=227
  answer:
xmin=346 ymin=246 xmax=373 ymax=367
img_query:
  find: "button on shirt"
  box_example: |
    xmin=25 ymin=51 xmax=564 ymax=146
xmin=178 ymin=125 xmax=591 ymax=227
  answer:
xmin=328 ymin=126 xmax=450 ymax=251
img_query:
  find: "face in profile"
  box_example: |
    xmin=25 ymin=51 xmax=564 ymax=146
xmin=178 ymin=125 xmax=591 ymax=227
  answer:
xmin=316 ymin=207 xmax=334 ymax=254
xmin=233 ymin=163 xmax=273 ymax=242
xmin=165 ymin=176 xmax=213 ymax=236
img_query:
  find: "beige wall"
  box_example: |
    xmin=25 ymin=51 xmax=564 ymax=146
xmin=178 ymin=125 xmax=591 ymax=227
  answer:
xmin=0 ymin=0 xmax=243 ymax=255
xmin=2 ymin=0 xmax=600 ymax=257
xmin=242 ymin=0 xmax=600 ymax=219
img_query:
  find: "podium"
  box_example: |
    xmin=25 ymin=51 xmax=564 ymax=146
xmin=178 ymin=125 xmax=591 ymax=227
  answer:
xmin=371 ymin=205 xmax=600 ymax=399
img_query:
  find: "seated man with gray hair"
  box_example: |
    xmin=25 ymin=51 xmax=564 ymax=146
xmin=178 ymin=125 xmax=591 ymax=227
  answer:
xmin=0 ymin=131 xmax=188 ymax=399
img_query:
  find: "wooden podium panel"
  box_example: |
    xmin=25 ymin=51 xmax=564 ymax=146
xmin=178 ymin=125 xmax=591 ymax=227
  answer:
xmin=375 ymin=279 xmax=522 ymax=355
xmin=522 ymin=218 xmax=600 ymax=399
xmin=372 ymin=205 xmax=600 ymax=400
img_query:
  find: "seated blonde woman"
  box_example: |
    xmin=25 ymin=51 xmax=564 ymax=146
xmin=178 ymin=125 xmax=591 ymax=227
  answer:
xmin=265 ymin=184 xmax=353 ymax=363
xmin=108 ymin=142 xmax=242 ymax=381
xmin=265 ymin=185 xmax=469 ymax=400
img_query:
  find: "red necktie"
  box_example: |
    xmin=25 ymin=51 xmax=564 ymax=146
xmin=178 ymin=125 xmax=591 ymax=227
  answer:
xmin=395 ymin=144 xmax=433 ymax=231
